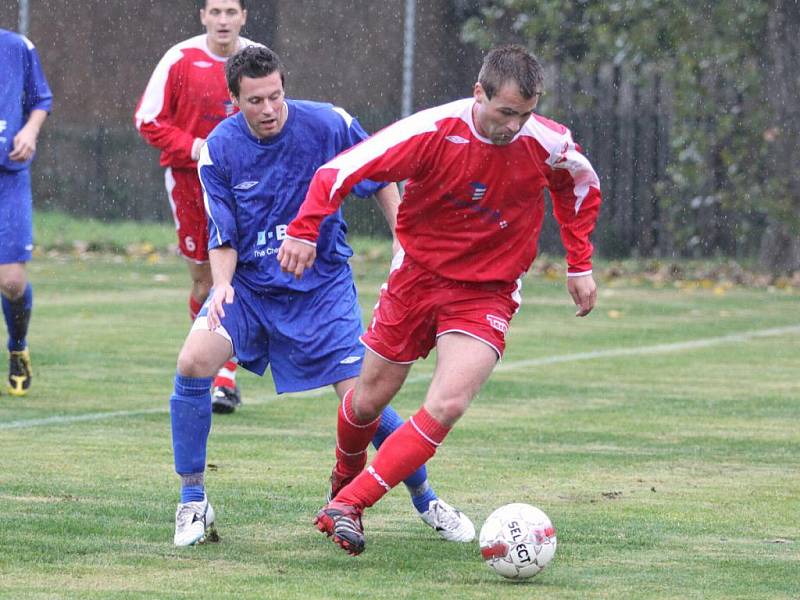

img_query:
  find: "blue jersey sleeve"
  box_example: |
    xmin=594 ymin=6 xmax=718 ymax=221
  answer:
xmin=23 ymin=40 xmax=52 ymax=114
xmin=198 ymin=141 xmax=238 ymax=252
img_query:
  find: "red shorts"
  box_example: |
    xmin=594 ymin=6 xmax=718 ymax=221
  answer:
xmin=361 ymin=255 xmax=521 ymax=363
xmin=165 ymin=167 xmax=209 ymax=262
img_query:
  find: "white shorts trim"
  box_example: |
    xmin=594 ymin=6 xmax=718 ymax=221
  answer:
xmin=359 ymin=337 xmax=417 ymax=365
xmin=436 ymin=329 xmax=502 ymax=361
xmin=191 ymin=316 xmax=234 ymax=348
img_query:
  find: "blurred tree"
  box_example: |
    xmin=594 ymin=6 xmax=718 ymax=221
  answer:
xmin=760 ymin=0 xmax=800 ymax=270
xmin=462 ymin=0 xmax=797 ymax=272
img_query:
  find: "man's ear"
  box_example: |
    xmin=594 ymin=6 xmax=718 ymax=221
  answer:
xmin=473 ymin=82 xmax=485 ymax=103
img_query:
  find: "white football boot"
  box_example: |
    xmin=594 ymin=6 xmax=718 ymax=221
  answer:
xmin=420 ymin=498 xmax=476 ymax=542
xmin=173 ymin=496 xmax=218 ymax=546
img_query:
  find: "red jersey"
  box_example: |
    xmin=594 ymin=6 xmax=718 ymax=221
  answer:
xmin=287 ymin=98 xmax=602 ymax=284
xmin=134 ymin=34 xmax=256 ymax=169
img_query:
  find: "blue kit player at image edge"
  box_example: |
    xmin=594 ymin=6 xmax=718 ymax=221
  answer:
xmin=0 ymin=29 xmax=53 ymax=397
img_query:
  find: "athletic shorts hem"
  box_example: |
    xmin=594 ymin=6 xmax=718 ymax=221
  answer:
xmin=360 ymin=337 xmax=417 ymax=365
xmin=179 ymin=253 xmax=209 ymax=265
xmin=274 ymin=362 xmax=363 ymax=395
xmin=436 ymin=328 xmax=502 ymax=360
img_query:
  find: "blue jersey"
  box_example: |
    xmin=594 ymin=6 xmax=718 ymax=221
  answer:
xmin=0 ymin=29 xmax=53 ymax=172
xmin=198 ymin=99 xmax=384 ymax=293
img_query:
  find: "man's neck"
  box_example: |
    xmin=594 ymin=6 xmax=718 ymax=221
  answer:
xmin=207 ymin=36 xmax=239 ymax=58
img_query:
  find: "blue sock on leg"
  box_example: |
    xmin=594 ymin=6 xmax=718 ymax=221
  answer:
xmin=3 ymin=283 xmax=32 ymax=352
xmin=170 ymin=373 xmax=214 ymax=503
xmin=373 ymin=404 xmax=438 ymax=513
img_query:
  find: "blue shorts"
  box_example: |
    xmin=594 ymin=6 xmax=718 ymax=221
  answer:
xmin=0 ymin=169 xmax=33 ymax=264
xmin=198 ymin=268 xmax=365 ymax=394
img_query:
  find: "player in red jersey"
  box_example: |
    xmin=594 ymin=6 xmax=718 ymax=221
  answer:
xmin=278 ymin=45 xmax=602 ymax=555
xmin=135 ymin=0 xmax=255 ymax=413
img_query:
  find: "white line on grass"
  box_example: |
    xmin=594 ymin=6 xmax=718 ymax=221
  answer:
xmin=2 ymin=324 xmax=798 ymax=431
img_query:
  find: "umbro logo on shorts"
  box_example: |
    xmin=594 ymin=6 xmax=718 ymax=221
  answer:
xmin=233 ymin=181 xmax=259 ymax=190
xmin=445 ymin=135 xmax=470 ymax=144
xmin=485 ymin=314 xmax=509 ymax=334
xmin=339 ymin=356 xmax=362 ymax=365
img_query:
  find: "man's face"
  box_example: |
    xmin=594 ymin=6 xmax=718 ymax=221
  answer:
xmin=472 ymin=81 xmax=539 ymax=145
xmin=201 ymin=0 xmax=246 ymax=50
xmin=232 ymin=72 xmax=287 ymax=139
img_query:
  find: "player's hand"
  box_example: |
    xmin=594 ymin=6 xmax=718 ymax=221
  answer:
xmin=9 ymin=125 xmax=38 ymax=162
xmin=567 ymin=274 xmax=597 ymax=317
xmin=206 ymin=283 xmax=235 ymax=330
xmin=278 ymin=238 xmax=317 ymax=279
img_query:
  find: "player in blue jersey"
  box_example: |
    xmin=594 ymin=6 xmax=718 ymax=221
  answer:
xmin=169 ymin=45 xmax=474 ymax=546
xmin=0 ymin=29 xmax=53 ymax=397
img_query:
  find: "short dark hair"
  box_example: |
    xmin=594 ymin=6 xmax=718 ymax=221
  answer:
xmin=226 ymin=45 xmax=285 ymax=97
xmin=478 ymin=44 xmax=544 ymax=100
xmin=200 ymin=0 xmax=246 ymax=9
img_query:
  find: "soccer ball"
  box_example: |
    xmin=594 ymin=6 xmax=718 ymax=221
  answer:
xmin=479 ymin=503 xmax=557 ymax=580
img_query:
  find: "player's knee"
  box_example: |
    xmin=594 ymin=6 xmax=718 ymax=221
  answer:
xmin=351 ymin=391 xmax=384 ymax=423
xmin=0 ymin=273 xmax=27 ymax=300
xmin=427 ymin=395 xmax=470 ymax=427
xmin=176 ymin=346 xmax=218 ymax=378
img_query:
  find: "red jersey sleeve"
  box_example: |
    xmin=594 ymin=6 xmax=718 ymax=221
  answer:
xmin=545 ymin=131 xmax=602 ymax=274
xmin=134 ymin=48 xmax=195 ymax=163
xmin=287 ymin=116 xmax=433 ymax=242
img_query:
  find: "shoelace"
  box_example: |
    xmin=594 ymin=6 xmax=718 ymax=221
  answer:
xmin=430 ymin=502 xmax=462 ymax=530
xmin=176 ymin=504 xmax=203 ymax=527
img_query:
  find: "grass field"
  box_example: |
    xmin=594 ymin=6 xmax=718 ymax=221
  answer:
xmin=0 ymin=214 xmax=798 ymax=599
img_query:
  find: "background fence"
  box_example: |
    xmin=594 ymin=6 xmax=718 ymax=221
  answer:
xmin=5 ymin=1 xmax=798 ymax=269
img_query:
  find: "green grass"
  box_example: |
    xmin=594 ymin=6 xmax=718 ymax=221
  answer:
xmin=33 ymin=211 xmax=177 ymax=253
xmin=0 ymin=214 xmax=798 ymax=599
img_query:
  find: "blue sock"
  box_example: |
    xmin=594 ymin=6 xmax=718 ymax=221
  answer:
xmin=411 ymin=485 xmax=438 ymax=514
xmin=3 ymin=284 xmax=32 ymax=352
xmin=180 ymin=484 xmax=205 ymax=504
xmin=373 ymin=404 xmax=438 ymax=512
xmin=170 ymin=374 xmax=213 ymax=502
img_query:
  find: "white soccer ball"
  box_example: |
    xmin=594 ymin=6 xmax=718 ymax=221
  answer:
xmin=479 ymin=503 xmax=557 ymax=580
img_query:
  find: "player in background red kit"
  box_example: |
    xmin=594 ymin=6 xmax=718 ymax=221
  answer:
xmin=278 ymin=44 xmax=602 ymax=555
xmin=135 ymin=0 xmax=255 ymax=413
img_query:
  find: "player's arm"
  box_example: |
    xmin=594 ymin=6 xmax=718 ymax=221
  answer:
xmin=197 ymin=141 xmax=239 ymax=328
xmin=546 ymin=131 xmax=602 ymax=317
xmin=134 ymin=51 xmax=200 ymax=161
xmin=10 ymin=39 xmax=52 ymax=162
xmin=374 ymin=183 xmax=401 ymax=255
xmin=206 ymin=245 xmax=238 ymax=330
xmin=9 ymin=109 xmax=48 ymax=162
xmin=340 ymin=111 xmax=402 ymax=254
xmin=279 ymin=118 xmax=429 ymax=278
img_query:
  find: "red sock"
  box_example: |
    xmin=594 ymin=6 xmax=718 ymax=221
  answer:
xmin=189 ymin=295 xmax=203 ymax=321
xmin=336 ymin=406 xmax=451 ymax=509
xmin=335 ymin=388 xmax=381 ymax=477
xmin=213 ymin=360 xmax=237 ymax=389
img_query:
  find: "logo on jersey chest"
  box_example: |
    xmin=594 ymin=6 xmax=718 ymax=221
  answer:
xmin=234 ymin=180 xmax=259 ymax=190
xmin=442 ymin=182 xmax=505 ymax=227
